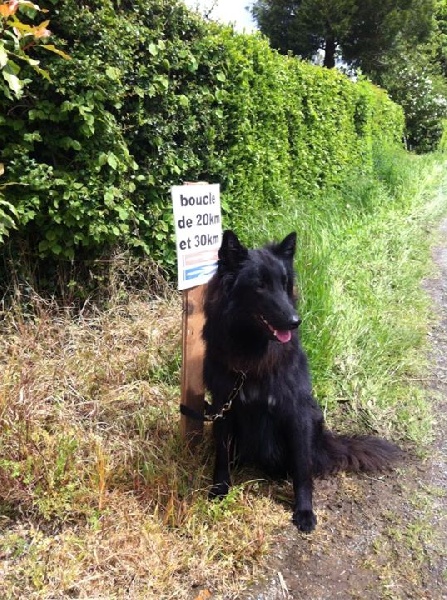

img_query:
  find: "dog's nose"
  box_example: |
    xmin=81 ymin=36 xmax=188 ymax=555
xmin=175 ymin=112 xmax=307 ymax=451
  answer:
xmin=290 ymin=315 xmax=302 ymax=329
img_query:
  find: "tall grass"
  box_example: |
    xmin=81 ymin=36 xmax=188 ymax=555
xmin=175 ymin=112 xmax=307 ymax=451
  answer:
xmin=0 ymin=147 xmax=446 ymax=599
xmin=240 ymin=145 xmax=447 ymax=442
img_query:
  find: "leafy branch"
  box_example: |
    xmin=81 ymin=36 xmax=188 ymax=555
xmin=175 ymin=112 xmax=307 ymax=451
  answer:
xmin=0 ymin=0 xmax=70 ymax=99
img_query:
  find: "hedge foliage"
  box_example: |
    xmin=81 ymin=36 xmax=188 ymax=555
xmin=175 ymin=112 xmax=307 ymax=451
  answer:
xmin=0 ymin=0 xmax=404 ymax=279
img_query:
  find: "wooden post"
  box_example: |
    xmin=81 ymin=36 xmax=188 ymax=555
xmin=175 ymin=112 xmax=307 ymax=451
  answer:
xmin=180 ymin=283 xmax=206 ymax=445
xmin=175 ymin=180 xmax=220 ymax=446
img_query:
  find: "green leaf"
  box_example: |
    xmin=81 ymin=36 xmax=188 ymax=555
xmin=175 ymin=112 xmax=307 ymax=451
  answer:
xmin=104 ymin=190 xmax=115 ymax=207
xmin=32 ymin=65 xmax=51 ymax=81
xmin=188 ymin=57 xmax=198 ymax=72
xmin=105 ymin=66 xmax=121 ymax=81
xmin=98 ymin=153 xmax=108 ymax=167
xmin=0 ymin=43 xmax=8 ymax=69
xmin=178 ymin=95 xmax=189 ymax=107
xmin=107 ymin=154 xmax=118 ymax=170
xmin=117 ymin=207 xmax=129 ymax=220
xmin=2 ymin=71 xmax=24 ymax=98
xmin=38 ymin=240 xmax=49 ymax=253
xmin=41 ymin=44 xmax=71 ymax=60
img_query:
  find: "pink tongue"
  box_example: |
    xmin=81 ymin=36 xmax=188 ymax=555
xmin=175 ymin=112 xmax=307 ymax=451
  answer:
xmin=275 ymin=330 xmax=292 ymax=343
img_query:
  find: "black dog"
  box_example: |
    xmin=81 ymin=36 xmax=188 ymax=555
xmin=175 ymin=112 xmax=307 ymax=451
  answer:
xmin=202 ymin=230 xmax=399 ymax=532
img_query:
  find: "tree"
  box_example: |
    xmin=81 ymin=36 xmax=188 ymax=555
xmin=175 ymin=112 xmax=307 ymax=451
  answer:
xmin=378 ymin=51 xmax=447 ymax=151
xmin=251 ymin=0 xmax=355 ymax=68
xmin=251 ymin=0 xmax=435 ymax=72
xmin=373 ymin=0 xmax=447 ymax=151
xmin=427 ymin=0 xmax=447 ymax=77
xmin=343 ymin=0 xmax=435 ymax=76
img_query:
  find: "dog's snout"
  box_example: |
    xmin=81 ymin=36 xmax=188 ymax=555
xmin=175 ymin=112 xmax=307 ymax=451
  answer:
xmin=290 ymin=315 xmax=302 ymax=329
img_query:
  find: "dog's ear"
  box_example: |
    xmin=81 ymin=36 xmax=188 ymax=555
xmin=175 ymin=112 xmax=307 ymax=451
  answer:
xmin=272 ymin=232 xmax=297 ymax=261
xmin=218 ymin=230 xmax=248 ymax=271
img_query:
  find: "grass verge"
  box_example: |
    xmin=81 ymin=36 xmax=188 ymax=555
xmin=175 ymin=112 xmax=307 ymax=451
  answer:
xmin=241 ymin=145 xmax=447 ymax=442
xmin=0 ymin=146 xmax=446 ymax=599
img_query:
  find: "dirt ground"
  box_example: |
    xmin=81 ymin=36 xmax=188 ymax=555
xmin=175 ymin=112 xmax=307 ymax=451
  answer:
xmin=242 ymin=220 xmax=447 ymax=600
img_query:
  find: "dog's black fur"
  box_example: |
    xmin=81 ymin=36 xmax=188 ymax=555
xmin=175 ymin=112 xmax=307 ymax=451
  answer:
xmin=202 ymin=230 xmax=400 ymax=532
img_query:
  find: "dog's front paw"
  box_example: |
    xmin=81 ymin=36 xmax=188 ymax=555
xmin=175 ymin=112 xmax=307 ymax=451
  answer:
xmin=292 ymin=509 xmax=317 ymax=533
xmin=208 ymin=481 xmax=230 ymax=500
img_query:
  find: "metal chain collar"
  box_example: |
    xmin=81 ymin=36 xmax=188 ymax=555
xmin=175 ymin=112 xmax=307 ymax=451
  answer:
xmin=207 ymin=370 xmax=247 ymax=421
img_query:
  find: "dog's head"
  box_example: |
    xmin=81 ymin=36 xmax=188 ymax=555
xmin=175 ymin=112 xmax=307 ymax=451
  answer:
xmin=217 ymin=230 xmax=301 ymax=343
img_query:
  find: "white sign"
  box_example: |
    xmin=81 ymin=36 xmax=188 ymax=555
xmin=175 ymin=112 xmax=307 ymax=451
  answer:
xmin=171 ymin=183 xmax=222 ymax=290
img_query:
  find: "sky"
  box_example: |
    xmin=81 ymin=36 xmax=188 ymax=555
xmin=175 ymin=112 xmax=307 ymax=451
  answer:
xmin=183 ymin=0 xmax=258 ymax=32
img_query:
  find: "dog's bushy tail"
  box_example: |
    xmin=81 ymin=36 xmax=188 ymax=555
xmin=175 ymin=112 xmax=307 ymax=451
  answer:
xmin=314 ymin=429 xmax=401 ymax=476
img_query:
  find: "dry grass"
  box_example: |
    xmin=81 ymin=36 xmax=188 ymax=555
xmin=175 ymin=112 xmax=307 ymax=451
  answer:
xmin=0 ymin=287 xmax=289 ymax=599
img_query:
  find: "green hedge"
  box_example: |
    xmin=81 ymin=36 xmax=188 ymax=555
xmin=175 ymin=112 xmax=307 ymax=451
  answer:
xmin=0 ymin=0 xmax=404 ymax=279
